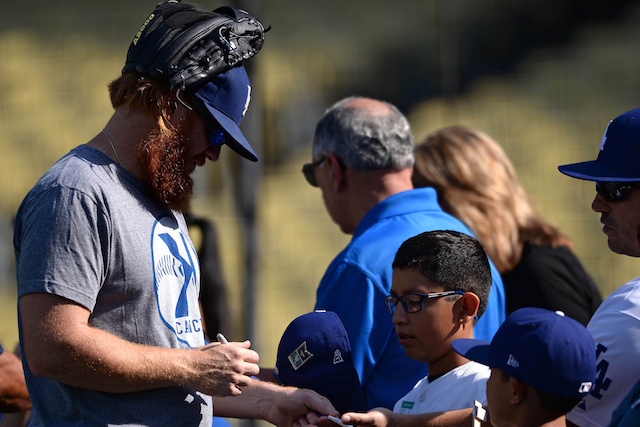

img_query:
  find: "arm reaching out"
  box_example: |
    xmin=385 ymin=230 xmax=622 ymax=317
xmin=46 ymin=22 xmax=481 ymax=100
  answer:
xmin=19 ymin=292 xmax=259 ymax=396
xmin=20 ymin=292 xmax=338 ymax=426
xmin=215 ymin=379 xmax=339 ymax=427
xmin=323 ymin=407 xmax=473 ymax=427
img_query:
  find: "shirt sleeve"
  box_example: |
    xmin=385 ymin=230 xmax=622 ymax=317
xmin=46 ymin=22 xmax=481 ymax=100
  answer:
xmin=14 ymin=185 xmax=109 ymax=312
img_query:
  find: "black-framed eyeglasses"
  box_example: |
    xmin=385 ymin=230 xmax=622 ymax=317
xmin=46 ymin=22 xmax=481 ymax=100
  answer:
xmin=302 ymin=156 xmax=326 ymax=187
xmin=596 ymin=181 xmax=640 ymax=203
xmin=385 ymin=290 xmax=465 ymax=315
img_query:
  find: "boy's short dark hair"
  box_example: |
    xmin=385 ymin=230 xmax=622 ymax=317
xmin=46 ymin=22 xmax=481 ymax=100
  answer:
xmin=392 ymin=230 xmax=492 ymax=318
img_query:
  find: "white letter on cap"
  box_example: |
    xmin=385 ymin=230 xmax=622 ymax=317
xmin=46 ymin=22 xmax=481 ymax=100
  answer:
xmin=600 ymin=120 xmax=612 ymax=151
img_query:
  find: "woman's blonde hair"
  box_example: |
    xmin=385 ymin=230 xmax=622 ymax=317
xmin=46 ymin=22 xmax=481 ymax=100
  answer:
xmin=413 ymin=125 xmax=573 ymax=273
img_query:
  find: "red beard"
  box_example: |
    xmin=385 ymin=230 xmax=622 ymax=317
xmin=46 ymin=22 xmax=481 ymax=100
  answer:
xmin=136 ymin=127 xmax=194 ymax=212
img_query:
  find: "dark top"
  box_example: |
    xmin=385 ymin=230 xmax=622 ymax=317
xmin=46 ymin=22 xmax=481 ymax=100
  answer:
xmin=501 ymin=243 xmax=602 ymax=326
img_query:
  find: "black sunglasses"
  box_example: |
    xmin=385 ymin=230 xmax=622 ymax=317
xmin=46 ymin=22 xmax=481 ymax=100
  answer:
xmin=596 ymin=181 xmax=640 ymax=203
xmin=301 ymin=156 xmax=326 ymax=187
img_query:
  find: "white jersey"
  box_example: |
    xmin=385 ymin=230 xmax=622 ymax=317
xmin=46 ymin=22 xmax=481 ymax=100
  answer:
xmin=393 ymin=361 xmax=490 ymax=414
xmin=567 ymin=276 xmax=640 ymax=427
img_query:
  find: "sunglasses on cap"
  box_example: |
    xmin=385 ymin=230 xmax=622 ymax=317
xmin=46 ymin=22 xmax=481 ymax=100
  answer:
xmin=596 ymin=181 xmax=640 ymax=202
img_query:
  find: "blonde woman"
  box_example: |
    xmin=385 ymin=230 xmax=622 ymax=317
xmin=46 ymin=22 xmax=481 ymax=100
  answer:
xmin=412 ymin=125 xmax=602 ymax=325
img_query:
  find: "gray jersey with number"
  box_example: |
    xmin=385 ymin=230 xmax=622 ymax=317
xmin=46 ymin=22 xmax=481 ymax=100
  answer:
xmin=14 ymin=145 xmax=212 ymax=427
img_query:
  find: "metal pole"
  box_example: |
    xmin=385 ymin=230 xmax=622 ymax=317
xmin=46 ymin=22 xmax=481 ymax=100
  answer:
xmin=230 ymin=2 xmax=261 ymax=427
xmin=233 ymin=0 xmax=262 ymax=358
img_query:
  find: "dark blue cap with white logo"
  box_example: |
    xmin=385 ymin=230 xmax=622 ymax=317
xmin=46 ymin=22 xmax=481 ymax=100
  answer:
xmin=559 ymin=108 xmax=640 ymax=182
xmin=274 ymin=310 xmax=367 ymax=413
xmin=453 ymin=307 xmax=596 ymax=398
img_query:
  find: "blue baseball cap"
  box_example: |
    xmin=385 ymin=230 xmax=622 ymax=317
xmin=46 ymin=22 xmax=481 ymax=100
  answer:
xmin=274 ymin=310 xmax=367 ymax=414
xmin=452 ymin=307 xmax=596 ymax=398
xmin=558 ymin=108 xmax=640 ymax=182
xmin=186 ymin=66 xmax=258 ymax=162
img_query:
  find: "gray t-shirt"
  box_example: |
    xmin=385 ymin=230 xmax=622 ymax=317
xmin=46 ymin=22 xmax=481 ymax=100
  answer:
xmin=14 ymin=145 xmax=212 ymax=426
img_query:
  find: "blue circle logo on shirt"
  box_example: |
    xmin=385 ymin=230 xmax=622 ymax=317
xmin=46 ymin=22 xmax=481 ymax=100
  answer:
xmin=151 ymin=214 xmax=203 ymax=348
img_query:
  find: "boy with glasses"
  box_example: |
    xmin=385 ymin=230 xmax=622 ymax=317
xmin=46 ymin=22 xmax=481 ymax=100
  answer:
xmin=337 ymin=230 xmax=493 ymax=427
xmin=387 ymin=230 xmax=492 ymax=414
xmin=558 ymin=107 xmax=640 ymax=427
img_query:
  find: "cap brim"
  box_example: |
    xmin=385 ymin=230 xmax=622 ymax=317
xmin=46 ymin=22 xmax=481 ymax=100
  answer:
xmin=192 ymin=93 xmax=259 ymax=162
xmin=558 ymin=161 xmax=640 ymax=182
xmin=451 ymin=339 xmax=494 ymax=367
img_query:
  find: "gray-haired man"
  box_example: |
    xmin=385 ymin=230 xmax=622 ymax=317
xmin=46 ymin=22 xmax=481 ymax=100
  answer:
xmin=303 ymin=96 xmax=506 ymax=410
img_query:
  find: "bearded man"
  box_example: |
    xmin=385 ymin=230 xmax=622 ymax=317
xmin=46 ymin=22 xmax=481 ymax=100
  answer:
xmin=12 ymin=3 xmax=336 ymax=427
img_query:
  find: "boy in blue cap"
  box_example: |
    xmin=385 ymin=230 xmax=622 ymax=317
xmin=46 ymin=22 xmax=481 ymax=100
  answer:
xmin=452 ymin=307 xmax=597 ymax=427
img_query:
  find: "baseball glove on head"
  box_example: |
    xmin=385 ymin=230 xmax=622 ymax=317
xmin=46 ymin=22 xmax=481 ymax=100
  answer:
xmin=123 ymin=0 xmax=267 ymax=90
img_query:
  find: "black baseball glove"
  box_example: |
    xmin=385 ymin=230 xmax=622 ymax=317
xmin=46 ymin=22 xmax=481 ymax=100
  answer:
xmin=123 ymin=0 xmax=267 ymax=90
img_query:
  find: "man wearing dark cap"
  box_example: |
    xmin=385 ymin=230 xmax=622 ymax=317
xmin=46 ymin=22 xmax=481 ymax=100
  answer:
xmin=558 ymin=108 xmax=640 ymax=427
xmin=13 ymin=2 xmax=336 ymax=426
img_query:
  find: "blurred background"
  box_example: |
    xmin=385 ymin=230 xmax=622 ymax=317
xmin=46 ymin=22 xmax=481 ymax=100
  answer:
xmin=1 ymin=0 xmax=640 ymax=410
